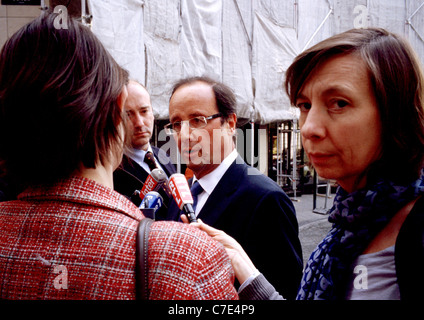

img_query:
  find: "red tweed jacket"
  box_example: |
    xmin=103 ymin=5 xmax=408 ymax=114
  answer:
xmin=0 ymin=176 xmax=237 ymax=300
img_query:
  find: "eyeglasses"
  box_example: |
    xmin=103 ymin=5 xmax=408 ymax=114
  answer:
xmin=164 ymin=113 xmax=223 ymax=135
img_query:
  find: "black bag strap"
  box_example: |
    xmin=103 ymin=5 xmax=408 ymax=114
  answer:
xmin=136 ymin=217 xmax=153 ymax=300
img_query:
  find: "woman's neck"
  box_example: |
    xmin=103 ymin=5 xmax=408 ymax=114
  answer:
xmin=73 ymin=162 xmax=115 ymax=189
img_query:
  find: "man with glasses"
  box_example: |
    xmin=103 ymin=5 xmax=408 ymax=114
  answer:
xmin=164 ymin=76 xmax=303 ymax=300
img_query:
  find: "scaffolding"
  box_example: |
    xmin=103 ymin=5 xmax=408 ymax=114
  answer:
xmin=312 ymin=172 xmax=333 ymax=215
xmin=276 ymin=119 xmax=302 ymax=201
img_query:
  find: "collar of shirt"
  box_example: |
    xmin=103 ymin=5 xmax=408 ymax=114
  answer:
xmin=192 ymin=149 xmax=238 ymax=215
xmin=126 ymin=145 xmax=154 ymax=173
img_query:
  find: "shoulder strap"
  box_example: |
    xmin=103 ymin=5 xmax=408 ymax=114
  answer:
xmin=136 ymin=217 xmax=154 ymax=300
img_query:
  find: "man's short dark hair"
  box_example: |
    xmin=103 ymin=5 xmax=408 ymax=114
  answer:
xmin=170 ymin=76 xmax=237 ymax=123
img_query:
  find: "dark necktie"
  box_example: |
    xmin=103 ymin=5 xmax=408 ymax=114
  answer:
xmin=144 ymin=151 xmax=158 ymax=171
xmin=190 ymin=181 xmax=204 ymax=212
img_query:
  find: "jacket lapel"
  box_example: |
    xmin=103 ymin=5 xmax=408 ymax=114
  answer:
xmin=152 ymin=146 xmax=176 ymax=177
xmin=197 ymin=156 xmax=247 ymax=226
xmin=120 ymin=155 xmax=149 ymax=180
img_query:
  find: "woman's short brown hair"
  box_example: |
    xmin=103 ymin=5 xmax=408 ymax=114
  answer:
xmin=285 ymin=28 xmax=424 ymax=183
xmin=0 ymin=11 xmax=129 ymax=189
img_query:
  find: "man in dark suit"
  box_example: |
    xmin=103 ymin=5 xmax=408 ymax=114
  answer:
xmin=113 ymin=80 xmax=176 ymax=217
xmin=165 ymin=76 xmax=303 ymax=299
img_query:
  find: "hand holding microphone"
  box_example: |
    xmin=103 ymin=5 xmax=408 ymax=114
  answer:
xmin=168 ymin=173 xmax=197 ymax=223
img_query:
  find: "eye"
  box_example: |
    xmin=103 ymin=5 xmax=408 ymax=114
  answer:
xmin=191 ymin=117 xmax=203 ymax=124
xmin=189 ymin=117 xmax=207 ymax=128
xmin=329 ymin=99 xmax=349 ymax=111
xmin=172 ymin=121 xmax=182 ymax=131
xmin=296 ymin=102 xmax=311 ymax=112
xmin=336 ymin=100 xmax=348 ymax=108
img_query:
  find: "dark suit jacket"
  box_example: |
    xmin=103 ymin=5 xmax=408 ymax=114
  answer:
xmin=166 ymin=156 xmax=303 ymax=299
xmin=113 ymin=146 xmax=176 ymax=218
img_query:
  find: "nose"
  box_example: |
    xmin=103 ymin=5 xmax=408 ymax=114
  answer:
xmin=299 ymin=105 xmax=326 ymax=141
xmin=179 ymin=121 xmax=191 ymax=139
xmin=131 ymin=112 xmax=146 ymax=128
xmin=177 ymin=121 xmax=193 ymax=149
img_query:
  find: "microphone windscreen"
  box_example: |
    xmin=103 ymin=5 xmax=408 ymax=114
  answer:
xmin=140 ymin=168 xmax=167 ymax=199
xmin=168 ymin=173 xmax=194 ymax=210
xmin=140 ymin=191 xmax=163 ymax=211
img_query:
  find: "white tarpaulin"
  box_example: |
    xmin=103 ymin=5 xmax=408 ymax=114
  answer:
xmin=222 ymin=0 xmax=254 ymax=120
xmin=88 ymin=0 xmax=424 ymax=124
xmin=143 ymin=0 xmax=181 ymax=119
xmin=89 ymin=0 xmax=145 ymax=83
xmin=251 ymin=10 xmax=299 ymax=123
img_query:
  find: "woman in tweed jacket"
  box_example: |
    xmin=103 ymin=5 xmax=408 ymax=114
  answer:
xmin=0 ymin=11 xmax=237 ymax=300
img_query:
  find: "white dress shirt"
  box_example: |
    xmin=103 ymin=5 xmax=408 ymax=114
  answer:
xmin=191 ymin=149 xmax=238 ymax=216
xmin=126 ymin=145 xmax=166 ymax=175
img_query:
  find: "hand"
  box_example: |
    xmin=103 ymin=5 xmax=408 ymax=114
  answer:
xmin=181 ymin=215 xmax=259 ymax=285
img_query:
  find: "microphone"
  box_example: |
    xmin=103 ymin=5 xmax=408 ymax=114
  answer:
xmin=139 ymin=168 xmax=167 ymax=200
xmin=140 ymin=191 xmax=163 ymax=210
xmin=139 ymin=191 xmax=163 ymax=220
xmin=168 ymin=173 xmax=197 ymax=223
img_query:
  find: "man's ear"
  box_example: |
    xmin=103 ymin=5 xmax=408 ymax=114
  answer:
xmin=227 ymin=113 xmax=237 ymax=133
xmin=117 ymin=85 xmax=128 ymax=112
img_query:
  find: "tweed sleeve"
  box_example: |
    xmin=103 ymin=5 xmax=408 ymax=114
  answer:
xmin=147 ymin=221 xmax=238 ymax=300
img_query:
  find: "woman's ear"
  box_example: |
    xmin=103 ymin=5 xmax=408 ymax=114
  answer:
xmin=117 ymin=85 xmax=128 ymax=112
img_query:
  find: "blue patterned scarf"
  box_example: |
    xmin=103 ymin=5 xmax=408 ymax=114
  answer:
xmin=297 ymin=171 xmax=424 ymax=300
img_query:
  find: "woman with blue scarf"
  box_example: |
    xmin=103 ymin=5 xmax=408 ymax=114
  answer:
xmin=185 ymin=28 xmax=424 ymax=300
